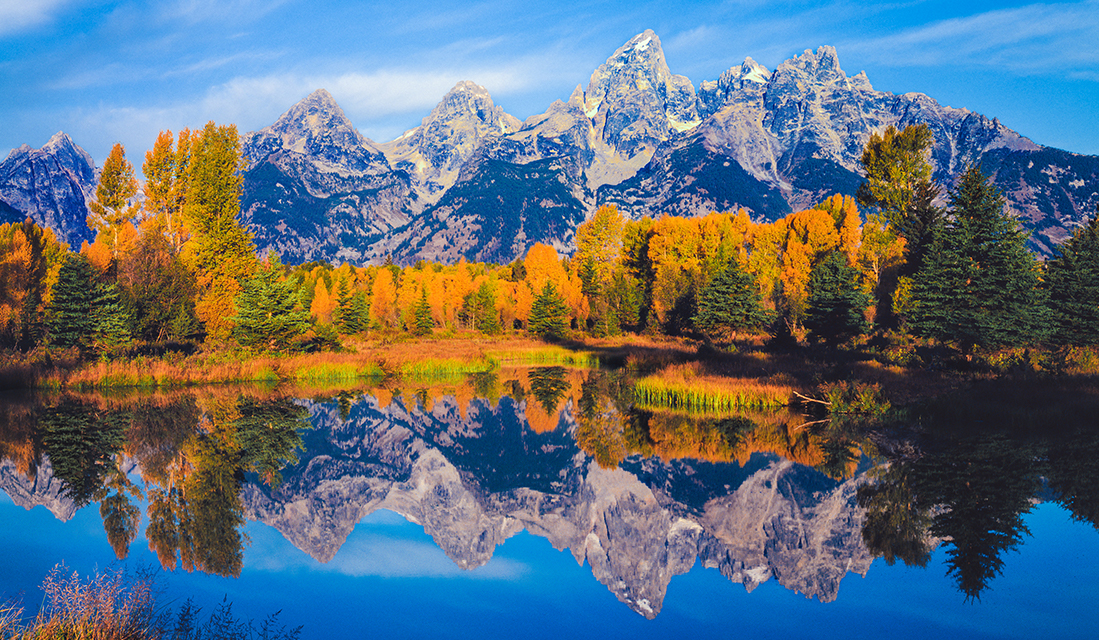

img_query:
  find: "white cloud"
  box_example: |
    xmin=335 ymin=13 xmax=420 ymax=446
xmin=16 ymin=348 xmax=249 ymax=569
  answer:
xmin=0 ymin=0 xmax=73 ymax=36
xmin=248 ymin=532 xmax=528 ymax=580
xmin=160 ymin=0 xmax=292 ymax=25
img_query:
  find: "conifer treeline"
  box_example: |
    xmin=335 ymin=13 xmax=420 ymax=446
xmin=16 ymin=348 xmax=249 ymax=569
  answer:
xmin=1 ymin=123 xmax=1097 ymax=356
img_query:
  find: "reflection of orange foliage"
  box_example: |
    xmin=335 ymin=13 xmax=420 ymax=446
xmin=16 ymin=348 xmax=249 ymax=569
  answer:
xmin=644 ymin=410 xmax=851 ymax=472
xmin=524 ymin=400 xmax=562 ymax=434
xmin=521 ymin=368 xmax=585 ymax=433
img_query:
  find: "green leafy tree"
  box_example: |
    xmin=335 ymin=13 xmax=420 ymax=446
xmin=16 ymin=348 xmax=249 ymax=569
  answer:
xmin=693 ymin=258 xmax=771 ymax=340
xmin=461 ymin=281 xmax=501 ymax=335
xmin=116 ymin=232 xmax=201 ymax=343
xmin=1044 ymin=206 xmax=1099 ymax=345
xmin=182 ymin=122 xmax=257 ymax=343
xmin=230 ymin=253 xmax=311 ymax=351
xmin=857 ymin=124 xmax=943 ymax=275
xmin=804 ymin=251 xmax=871 ymax=346
xmin=909 ymin=166 xmax=1048 ymax=351
xmin=527 ymin=281 xmax=569 ymax=341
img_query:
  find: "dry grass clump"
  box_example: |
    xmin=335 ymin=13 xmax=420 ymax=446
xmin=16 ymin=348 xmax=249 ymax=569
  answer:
xmin=0 ymin=565 xmax=301 ymax=640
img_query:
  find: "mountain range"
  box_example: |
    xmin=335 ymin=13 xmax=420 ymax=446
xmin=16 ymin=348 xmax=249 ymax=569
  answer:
xmin=3 ymin=30 xmax=1097 ymax=262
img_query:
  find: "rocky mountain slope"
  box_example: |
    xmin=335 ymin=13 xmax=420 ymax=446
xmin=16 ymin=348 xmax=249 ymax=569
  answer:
xmin=0 ymin=132 xmax=96 ymax=248
xmin=4 ymin=30 xmax=1097 ymax=261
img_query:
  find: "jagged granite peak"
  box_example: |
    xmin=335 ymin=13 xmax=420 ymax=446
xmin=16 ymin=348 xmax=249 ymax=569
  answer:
xmin=697 ymin=56 xmax=772 ymax=117
xmin=239 ymin=88 xmax=415 ymax=264
xmin=379 ymin=81 xmax=522 ymax=202
xmin=0 ymin=131 xmax=96 ymax=247
xmin=243 ymin=88 xmax=389 ymax=177
xmin=580 ymin=30 xmax=702 ymax=186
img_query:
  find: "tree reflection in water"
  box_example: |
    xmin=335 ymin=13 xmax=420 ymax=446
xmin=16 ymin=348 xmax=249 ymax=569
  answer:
xmin=4 ymin=373 xmax=1098 ymax=606
xmin=11 ymin=392 xmax=309 ymax=577
xmin=856 ymin=378 xmax=1099 ymax=600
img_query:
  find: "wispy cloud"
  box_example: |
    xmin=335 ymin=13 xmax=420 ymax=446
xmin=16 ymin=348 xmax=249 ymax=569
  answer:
xmin=248 ymin=533 xmax=528 ymax=580
xmin=841 ymin=1 xmax=1099 ymax=78
xmin=0 ymin=0 xmax=73 ymax=36
xmin=160 ymin=0 xmax=293 ymax=25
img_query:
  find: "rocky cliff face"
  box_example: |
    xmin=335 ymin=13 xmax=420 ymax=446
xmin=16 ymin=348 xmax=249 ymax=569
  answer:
xmin=6 ymin=32 xmax=1097 ymax=262
xmin=0 ymin=132 xmax=96 ymax=247
xmin=241 ymin=394 xmax=873 ymax=618
xmin=378 ymin=81 xmax=522 ymax=203
xmin=240 ymin=88 xmax=416 ymax=263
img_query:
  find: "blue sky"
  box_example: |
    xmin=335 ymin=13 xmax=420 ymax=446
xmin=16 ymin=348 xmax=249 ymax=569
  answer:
xmin=2 ymin=0 xmax=1097 ymax=166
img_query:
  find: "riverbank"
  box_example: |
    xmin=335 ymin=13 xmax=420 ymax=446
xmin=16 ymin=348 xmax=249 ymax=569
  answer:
xmin=3 ymin=333 xmax=1094 ymax=412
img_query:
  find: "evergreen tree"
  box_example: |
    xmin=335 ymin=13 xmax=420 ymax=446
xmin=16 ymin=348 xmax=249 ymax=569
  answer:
xmin=804 ymin=250 xmax=871 ymax=346
xmin=47 ymin=253 xmax=96 ymax=351
xmin=528 ymin=281 xmax=569 ymax=341
xmin=410 ymin=287 xmax=434 ymax=337
xmin=230 ymin=254 xmax=311 ymax=351
xmin=1044 ymin=206 xmax=1099 ymax=344
xmin=693 ymin=258 xmax=771 ymax=340
xmin=460 ymin=281 xmax=501 ymax=335
xmin=90 ymin=282 xmax=133 ymax=354
xmin=909 ymin=166 xmax=1047 ymax=351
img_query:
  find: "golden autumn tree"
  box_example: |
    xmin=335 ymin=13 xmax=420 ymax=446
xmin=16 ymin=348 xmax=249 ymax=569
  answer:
xmin=143 ymin=128 xmax=193 ymax=249
xmin=181 ymin=122 xmax=257 ymax=343
xmin=369 ymin=267 xmax=398 ymax=329
xmin=310 ymin=278 xmax=337 ymax=324
xmin=87 ymin=143 xmax=140 ymax=258
xmin=0 ymin=219 xmax=66 ymax=349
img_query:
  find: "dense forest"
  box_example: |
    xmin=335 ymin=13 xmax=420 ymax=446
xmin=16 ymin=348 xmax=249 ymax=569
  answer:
xmin=2 ymin=122 xmax=1097 ymax=362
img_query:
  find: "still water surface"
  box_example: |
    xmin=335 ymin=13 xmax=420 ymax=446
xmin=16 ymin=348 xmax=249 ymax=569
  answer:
xmin=1 ymin=368 xmax=1096 ymax=638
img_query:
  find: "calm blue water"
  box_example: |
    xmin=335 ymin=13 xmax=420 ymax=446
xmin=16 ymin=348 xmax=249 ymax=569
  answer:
xmin=2 ymin=491 xmax=1096 ymax=639
xmin=1 ymin=382 xmax=1097 ymax=639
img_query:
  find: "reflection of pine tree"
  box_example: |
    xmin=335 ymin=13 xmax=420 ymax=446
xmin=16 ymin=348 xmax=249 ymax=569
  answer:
xmin=234 ymin=397 xmax=309 ymax=487
xmin=857 ymin=463 xmax=933 ymax=568
xmin=1044 ymin=428 xmax=1099 ymax=530
xmin=39 ymin=400 xmax=129 ymax=507
xmin=912 ymin=435 xmax=1041 ymax=600
xmin=527 ymin=366 xmax=570 ymax=415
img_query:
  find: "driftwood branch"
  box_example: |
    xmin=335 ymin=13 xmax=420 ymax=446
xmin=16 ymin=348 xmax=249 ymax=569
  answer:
xmin=793 ymin=391 xmax=831 ymax=406
xmin=790 ymin=418 xmax=831 ymax=432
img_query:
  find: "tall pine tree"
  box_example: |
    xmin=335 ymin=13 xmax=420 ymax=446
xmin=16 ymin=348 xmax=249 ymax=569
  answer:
xmin=693 ymin=258 xmax=771 ymax=341
xmin=231 ymin=253 xmax=311 ymax=351
xmin=47 ymin=253 xmax=96 ymax=352
xmin=804 ymin=250 xmax=871 ymax=346
xmin=528 ymin=281 xmax=569 ymax=341
xmin=909 ymin=166 xmax=1047 ymax=351
xmin=1044 ymin=206 xmax=1099 ymax=345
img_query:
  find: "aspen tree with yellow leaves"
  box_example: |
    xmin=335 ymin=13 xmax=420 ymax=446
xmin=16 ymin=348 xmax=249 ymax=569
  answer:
xmin=87 ymin=143 xmax=140 ymax=258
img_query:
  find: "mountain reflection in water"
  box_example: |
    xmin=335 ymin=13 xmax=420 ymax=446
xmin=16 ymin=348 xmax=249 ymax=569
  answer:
xmin=1 ymin=369 xmax=1097 ymax=622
